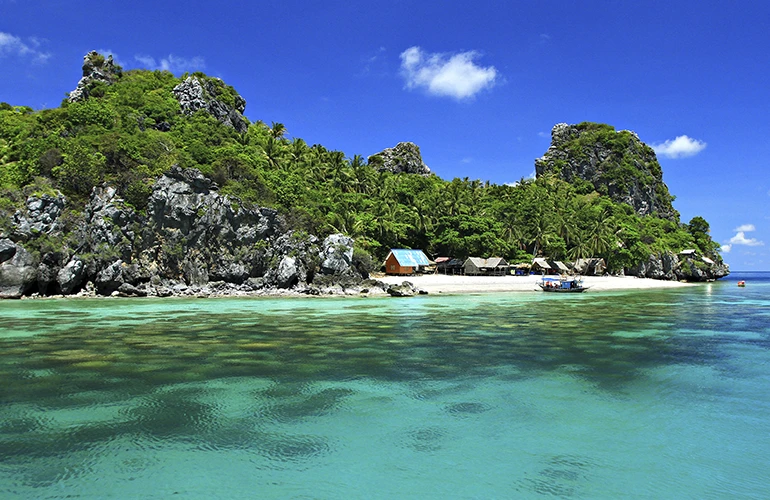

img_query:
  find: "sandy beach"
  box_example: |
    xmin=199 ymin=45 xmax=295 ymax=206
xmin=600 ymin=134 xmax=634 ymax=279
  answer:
xmin=377 ymin=273 xmax=693 ymax=294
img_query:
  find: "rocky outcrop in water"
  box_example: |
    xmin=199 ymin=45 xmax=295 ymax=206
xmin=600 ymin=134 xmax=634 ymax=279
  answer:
xmin=536 ymin=123 xmax=678 ymax=221
xmin=368 ymin=142 xmax=431 ymax=175
xmin=173 ymin=76 xmax=248 ymax=133
xmin=626 ymin=251 xmax=729 ymax=281
xmin=68 ymin=51 xmax=122 ymax=102
xmin=0 ymin=167 xmax=371 ymax=298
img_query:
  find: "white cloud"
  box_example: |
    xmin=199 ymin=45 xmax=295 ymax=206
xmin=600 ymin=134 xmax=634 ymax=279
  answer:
xmin=722 ymin=223 xmax=763 ymax=252
xmin=730 ymin=231 xmax=763 ymax=247
xmin=399 ymin=46 xmax=498 ymax=100
xmin=134 ymin=54 xmax=205 ymax=73
xmin=0 ymin=31 xmax=50 ymax=63
xmin=651 ymin=135 xmax=707 ymax=159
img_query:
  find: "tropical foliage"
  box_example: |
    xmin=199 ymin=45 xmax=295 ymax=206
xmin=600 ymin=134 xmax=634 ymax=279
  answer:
xmin=0 ymin=67 xmax=722 ymax=271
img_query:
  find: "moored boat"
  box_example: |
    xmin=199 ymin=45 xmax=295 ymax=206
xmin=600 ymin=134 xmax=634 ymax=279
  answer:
xmin=538 ymin=276 xmax=589 ymax=293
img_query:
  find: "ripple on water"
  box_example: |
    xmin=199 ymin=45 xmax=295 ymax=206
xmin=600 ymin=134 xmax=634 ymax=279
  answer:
xmin=514 ymin=454 xmax=595 ymax=498
xmin=256 ymin=384 xmax=355 ymax=424
xmin=255 ymin=432 xmax=332 ymax=464
xmin=444 ymin=402 xmax=492 ymax=416
xmin=401 ymin=426 xmax=447 ymax=453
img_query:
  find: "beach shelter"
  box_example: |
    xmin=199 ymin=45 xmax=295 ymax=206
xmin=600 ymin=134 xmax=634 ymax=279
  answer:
xmin=437 ymin=257 xmax=465 ymax=275
xmin=384 ymin=249 xmax=431 ymax=275
xmin=463 ymin=257 xmax=510 ymax=276
xmin=573 ymin=258 xmax=606 ymax=276
xmin=531 ymin=258 xmax=552 ymax=273
xmin=551 ymin=260 xmax=570 ymax=273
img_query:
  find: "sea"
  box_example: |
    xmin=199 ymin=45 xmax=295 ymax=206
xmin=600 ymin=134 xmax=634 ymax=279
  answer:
xmin=1 ymin=272 xmax=768 ymax=499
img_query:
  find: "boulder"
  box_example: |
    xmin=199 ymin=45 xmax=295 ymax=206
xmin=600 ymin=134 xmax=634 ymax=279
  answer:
xmin=95 ymin=260 xmax=126 ymax=295
xmin=387 ymin=281 xmax=417 ymax=297
xmin=274 ymin=256 xmax=300 ymax=289
xmin=0 ymin=244 xmax=37 ymax=298
xmin=117 ymin=283 xmax=147 ymax=297
xmin=0 ymin=238 xmax=16 ymax=264
xmin=57 ymin=258 xmax=85 ymax=294
xmin=320 ymin=234 xmax=354 ymax=275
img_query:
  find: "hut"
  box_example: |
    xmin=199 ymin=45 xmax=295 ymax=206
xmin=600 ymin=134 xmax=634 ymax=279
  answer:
xmin=531 ymin=258 xmax=554 ymax=274
xmin=573 ymin=258 xmax=606 ymax=276
xmin=551 ymin=260 xmax=570 ymax=273
xmin=384 ymin=249 xmax=431 ymax=275
xmin=463 ymin=257 xmax=510 ymax=276
xmin=436 ymin=257 xmax=465 ymax=275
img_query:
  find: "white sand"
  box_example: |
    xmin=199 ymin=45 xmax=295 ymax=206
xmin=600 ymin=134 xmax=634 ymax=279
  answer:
xmin=376 ymin=273 xmax=693 ymax=294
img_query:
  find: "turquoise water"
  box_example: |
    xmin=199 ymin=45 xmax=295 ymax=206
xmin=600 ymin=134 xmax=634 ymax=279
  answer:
xmin=1 ymin=274 xmax=769 ymax=499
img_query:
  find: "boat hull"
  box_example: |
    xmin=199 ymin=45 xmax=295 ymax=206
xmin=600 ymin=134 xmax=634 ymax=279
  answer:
xmin=538 ymin=285 xmax=589 ymax=293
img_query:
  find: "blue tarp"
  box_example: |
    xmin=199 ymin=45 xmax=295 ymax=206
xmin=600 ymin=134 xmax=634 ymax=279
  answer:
xmin=389 ymin=249 xmax=430 ymax=267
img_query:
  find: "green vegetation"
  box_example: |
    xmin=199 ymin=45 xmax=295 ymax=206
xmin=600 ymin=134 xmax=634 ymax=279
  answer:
xmin=0 ymin=64 xmax=723 ymax=272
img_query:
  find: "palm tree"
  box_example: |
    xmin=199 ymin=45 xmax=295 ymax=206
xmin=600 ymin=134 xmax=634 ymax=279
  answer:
xmin=289 ymin=138 xmax=308 ymax=170
xmin=269 ymin=122 xmax=287 ymax=140
xmin=529 ymin=215 xmax=556 ymax=258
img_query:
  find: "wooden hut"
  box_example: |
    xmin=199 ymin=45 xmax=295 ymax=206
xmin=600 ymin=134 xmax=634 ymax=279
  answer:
xmin=463 ymin=257 xmax=510 ymax=276
xmin=531 ymin=258 xmax=552 ymax=274
xmin=573 ymin=258 xmax=606 ymax=276
xmin=436 ymin=257 xmax=465 ymax=275
xmin=384 ymin=249 xmax=431 ymax=275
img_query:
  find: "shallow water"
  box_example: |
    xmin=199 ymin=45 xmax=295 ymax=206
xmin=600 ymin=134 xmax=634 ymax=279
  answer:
xmin=1 ymin=273 xmax=769 ymax=498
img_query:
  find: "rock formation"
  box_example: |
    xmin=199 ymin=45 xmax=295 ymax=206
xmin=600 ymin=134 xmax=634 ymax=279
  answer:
xmin=535 ymin=123 xmax=678 ymax=220
xmin=68 ymin=51 xmax=122 ymax=102
xmin=627 ymin=251 xmax=729 ymax=281
xmin=173 ymin=76 xmax=248 ymax=133
xmin=0 ymin=167 xmax=369 ymax=298
xmin=368 ymin=142 xmax=431 ymax=175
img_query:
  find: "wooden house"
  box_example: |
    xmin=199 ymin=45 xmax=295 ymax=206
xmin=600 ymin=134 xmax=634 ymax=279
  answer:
xmin=463 ymin=257 xmax=510 ymax=276
xmin=436 ymin=257 xmax=465 ymax=275
xmin=384 ymin=249 xmax=431 ymax=275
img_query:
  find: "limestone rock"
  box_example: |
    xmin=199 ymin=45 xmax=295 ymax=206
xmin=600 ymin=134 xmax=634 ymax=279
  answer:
xmin=368 ymin=142 xmax=431 ymax=175
xmin=0 ymin=244 xmax=36 ymax=298
xmin=173 ymin=76 xmax=248 ymax=133
xmin=12 ymin=193 xmax=66 ymax=239
xmin=320 ymin=234 xmax=354 ymax=275
xmin=0 ymin=238 xmax=16 ymax=264
xmin=57 ymin=258 xmax=85 ymax=294
xmin=626 ymin=251 xmax=729 ymax=282
xmin=68 ymin=51 xmax=121 ymax=102
xmin=387 ymin=281 xmax=418 ymax=297
xmin=535 ymin=123 xmax=677 ymax=220
xmin=274 ymin=256 xmax=299 ymax=289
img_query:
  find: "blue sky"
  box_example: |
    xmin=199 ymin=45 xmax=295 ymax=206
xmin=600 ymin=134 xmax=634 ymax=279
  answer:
xmin=2 ymin=0 xmax=768 ymax=270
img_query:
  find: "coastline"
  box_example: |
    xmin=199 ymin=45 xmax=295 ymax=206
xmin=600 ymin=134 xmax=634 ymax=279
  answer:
xmin=10 ymin=274 xmax=696 ymax=300
xmin=377 ymin=274 xmax=694 ymax=294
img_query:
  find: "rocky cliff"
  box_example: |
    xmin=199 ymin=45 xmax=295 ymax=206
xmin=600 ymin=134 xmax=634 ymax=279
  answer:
xmin=535 ymin=123 xmax=678 ymax=221
xmin=627 ymin=251 xmax=729 ymax=281
xmin=0 ymin=167 xmax=368 ymax=299
xmin=368 ymin=142 xmax=431 ymax=175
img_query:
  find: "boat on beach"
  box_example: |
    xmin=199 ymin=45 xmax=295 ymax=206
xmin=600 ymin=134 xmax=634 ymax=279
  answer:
xmin=538 ymin=276 xmax=589 ymax=293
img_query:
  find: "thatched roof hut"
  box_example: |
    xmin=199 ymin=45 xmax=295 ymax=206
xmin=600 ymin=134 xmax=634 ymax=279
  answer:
xmin=463 ymin=257 xmax=510 ymax=276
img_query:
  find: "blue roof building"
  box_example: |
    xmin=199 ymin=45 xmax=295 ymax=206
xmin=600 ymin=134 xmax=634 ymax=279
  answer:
xmin=384 ymin=249 xmax=431 ymax=275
